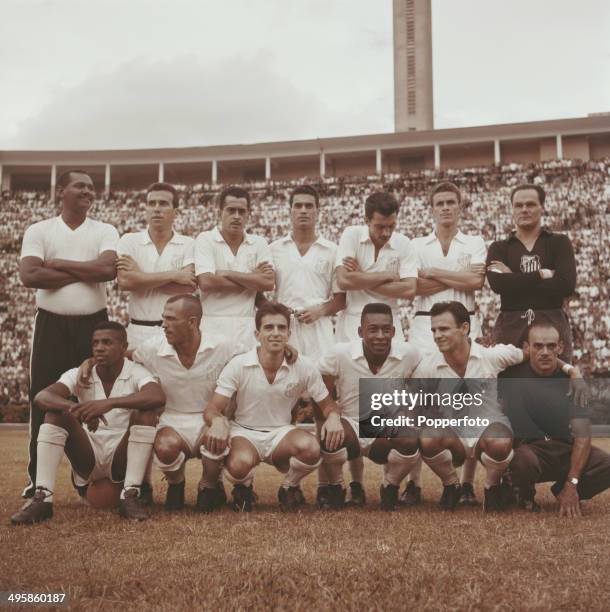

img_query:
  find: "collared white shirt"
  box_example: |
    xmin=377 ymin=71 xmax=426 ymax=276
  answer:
xmin=194 ymin=226 xmax=273 ymax=318
xmin=117 ymin=230 xmax=195 ymax=321
xmin=59 ymin=359 xmax=157 ymax=435
xmin=413 ymin=342 xmax=523 ymax=379
xmin=20 ymin=216 xmax=118 ymax=315
xmin=133 ymin=333 xmax=240 ymax=414
xmin=318 ymin=340 xmax=421 ymax=420
xmin=335 ymin=225 xmax=417 ymax=316
xmin=215 ymin=348 xmax=329 ymax=429
xmin=270 ymin=233 xmax=340 ymax=310
xmin=411 ymin=230 xmax=486 ymax=312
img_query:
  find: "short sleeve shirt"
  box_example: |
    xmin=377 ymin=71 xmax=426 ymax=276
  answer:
xmin=194 ymin=227 xmax=272 ymax=318
xmin=117 ymin=230 xmax=195 ymax=321
xmin=335 ymin=226 xmax=417 ymax=316
xmin=270 ymin=234 xmax=341 ymax=310
xmin=133 ymin=334 xmax=241 ymax=414
xmin=318 ymin=340 xmax=421 ymax=420
xmin=21 ymin=216 xmax=118 ymax=315
xmin=59 ymin=359 xmax=157 ymax=436
xmin=215 ymin=349 xmax=328 ymax=429
xmin=411 ymin=230 xmax=486 ymax=312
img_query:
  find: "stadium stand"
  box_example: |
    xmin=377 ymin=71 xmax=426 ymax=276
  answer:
xmin=1 ymin=158 xmax=609 ymax=407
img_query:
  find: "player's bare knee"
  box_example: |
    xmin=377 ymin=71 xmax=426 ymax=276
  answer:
xmin=153 ymin=436 xmax=182 ymax=464
xmin=420 ymin=432 xmax=444 ymax=457
xmin=393 ymin=436 xmax=418 ymax=456
xmin=44 ymin=410 xmax=76 ymax=429
xmin=293 ymin=434 xmax=320 ymax=464
xmin=483 ymin=437 xmax=513 ymax=461
xmin=226 ymin=454 xmax=256 ymax=480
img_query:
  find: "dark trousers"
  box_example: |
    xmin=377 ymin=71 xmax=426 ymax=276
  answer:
xmin=24 ymin=307 xmax=108 ymax=497
xmin=492 ymin=309 xmax=573 ymax=361
xmin=510 ymin=439 xmax=610 ymax=500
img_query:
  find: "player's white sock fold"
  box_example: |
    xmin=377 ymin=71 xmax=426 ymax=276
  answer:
xmin=224 ymin=467 xmax=255 ymax=487
xmin=460 ymin=455 xmax=477 ymax=485
xmin=317 ymin=460 xmax=331 ymax=487
xmin=36 ymin=423 xmax=68 ymax=502
xmin=422 ymin=449 xmax=459 ymax=486
xmin=321 ymin=447 xmax=347 ymax=486
xmin=481 ymin=450 xmax=514 ymax=489
xmin=384 ymin=449 xmax=421 ymax=487
xmin=154 ymin=450 xmax=186 ymax=484
xmin=123 ymin=425 xmax=156 ymax=496
xmin=349 ymin=456 xmax=364 ymax=484
xmin=282 ymin=456 xmax=322 ymax=489
xmin=406 ymin=454 xmax=423 ymax=487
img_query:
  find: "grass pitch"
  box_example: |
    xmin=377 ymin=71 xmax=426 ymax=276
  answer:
xmin=1 ymin=431 xmax=609 ymax=611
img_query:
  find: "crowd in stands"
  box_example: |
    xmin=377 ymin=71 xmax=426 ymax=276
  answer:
xmin=1 ymin=158 xmax=609 ymax=405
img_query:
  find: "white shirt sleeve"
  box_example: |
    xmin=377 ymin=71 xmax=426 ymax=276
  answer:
xmin=20 ymin=223 xmax=46 ymax=260
xmin=490 ymin=345 xmax=524 ymax=372
xmin=182 ymin=236 xmax=196 ymax=267
xmin=317 ymin=348 xmax=340 ymax=377
xmin=131 ymin=362 xmax=159 ymax=389
xmin=303 ymin=362 xmax=330 ymax=404
xmin=215 ymin=356 xmax=243 ymax=398
xmin=194 ymin=233 xmax=216 ymax=275
xmin=132 ymin=338 xmax=159 ymax=371
xmin=471 ymin=236 xmax=487 ymax=265
xmin=398 ymin=239 xmax=418 ymax=279
xmin=58 ymin=368 xmax=79 ymax=395
xmin=116 ymin=233 xmax=134 ymax=257
xmin=335 ymin=227 xmax=358 ymax=269
xmin=99 ymin=223 xmax=119 ymax=253
xmin=255 ymin=237 xmax=273 ymax=268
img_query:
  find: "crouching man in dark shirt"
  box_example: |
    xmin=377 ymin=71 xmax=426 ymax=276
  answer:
xmin=500 ymin=319 xmax=610 ymax=517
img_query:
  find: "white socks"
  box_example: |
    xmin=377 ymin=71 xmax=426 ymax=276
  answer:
xmin=383 ymin=449 xmax=421 ymax=487
xmin=122 ymin=425 xmax=156 ymax=496
xmin=349 ymin=456 xmax=364 ymax=484
xmin=321 ymin=448 xmax=347 ymax=486
xmin=406 ymin=455 xmax=423 ymax=487
xmin=460 ymin=456 xmax=478 ymax=485
xmin=224 ymin=467 xmax=255 ymax=487
xmin=154 ymin=450 xmax=186 ymax=484
xmin=282 ymin=456 xmax=322 ymax=489
xmin=36 ymin=423 xmax=68 ymax=502
xmin=481 ymin=450 xmax=514 ymax=489
xmin=423 ymin=449 xmax=459 ymax=486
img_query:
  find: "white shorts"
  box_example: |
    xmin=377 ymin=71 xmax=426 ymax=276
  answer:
xmin=158 ymin=410 xmax=206 ymax=457
xmin=408 ymin=314 xmax=482 ymax=353
xmin=201 ymin=316 xmax=257 ymax=349
xmin=127 ymin=322 xmax=164 ymax=350
xmin=229 ymin=423 xmax=297 ymax=463
xmin=343 ymin=416 xmax=375 ymax=456
xmin=289 ymin=316 xmax=335 ymax=361
xmin=72 ymin=428 xmax=127 ymax=485
xmin=451 ymin=415 xmax=511 ymax=459
xmin=336 ymin=311 xmax=405 ymax=343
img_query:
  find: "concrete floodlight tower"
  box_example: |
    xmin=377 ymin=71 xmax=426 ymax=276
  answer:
xmin=393 ymin=0 xmax=434 ymax=131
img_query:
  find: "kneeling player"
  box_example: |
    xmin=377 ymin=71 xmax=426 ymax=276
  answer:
xmin=318 ymin=303 xmax=422 ymax=511
xmin=203 ymin=302 xmax=344 ymax=512
xmin=11 ymin=322 xmax=165 ymax=524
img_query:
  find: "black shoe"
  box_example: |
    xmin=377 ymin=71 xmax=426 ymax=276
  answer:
xmin=380 ymin=484 xmax=400 ymax=511
xmin=439 ymin=483 xmax=462 ymax=511
xmin=11 ymin=488 xmax=53 ymax=525
xmin=328 ymin=484 xmax=346 ymax=510
xmin=399 ymin=480 xmax=422 ymax=507
xmin=278 ymin=486 xmax=303 ymax=512
xmin=483 ymin=485 xmax=505 ymax=512
xmin=317 ymin=485 xmax=332 ymax=509
xmin=196 ymin=486 xmax=221 ymax=513
xmin=516 ymin=486 xmax=540 ymax=513
xmin=232 ymin=484 xmax=255 ymax=512
xmin=215 ymin=481 xmax=227 ymax=508
xmin=458 ymin=482 xmax=478 ymax=507
xmin=346 ymin=481 xmax=366 ymax=507
xmin=119 ymin=488 xmax=150 ymax=520
xmin=293 ymin=486 xmax=306 ymax=506
xmin=165 ymin=481 xmax=185 ymax=511
xmin=139 ymin=482 xmax=153 ymax=507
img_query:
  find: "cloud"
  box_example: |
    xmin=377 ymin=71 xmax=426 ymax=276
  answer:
xmin=10 ymin=53 xmax=371 ymax=150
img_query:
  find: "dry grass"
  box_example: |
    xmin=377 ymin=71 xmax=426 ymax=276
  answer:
xmin=1 ymin=431 xmax=609 ymax=611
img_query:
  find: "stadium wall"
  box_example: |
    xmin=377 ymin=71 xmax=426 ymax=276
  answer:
xmin=1 ymin=116 xmax=609 ymax=192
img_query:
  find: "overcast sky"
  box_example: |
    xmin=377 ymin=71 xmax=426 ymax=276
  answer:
xmin=1 ymin=0 xmax=609 ymax=150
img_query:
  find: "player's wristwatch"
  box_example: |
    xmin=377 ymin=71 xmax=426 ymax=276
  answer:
xmin=566 ymin=476 xmax=579 ymax=486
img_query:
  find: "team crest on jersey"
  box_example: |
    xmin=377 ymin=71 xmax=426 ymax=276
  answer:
xmin=520 ymin=254 xmax=541 ymax=273
xmin=283 ymin=382 xmax=303 ymax=398
xmin=385 ymin=256 xmax=400 ymax=275
xmin=457 ymin=252 xmax=472 ymax=270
